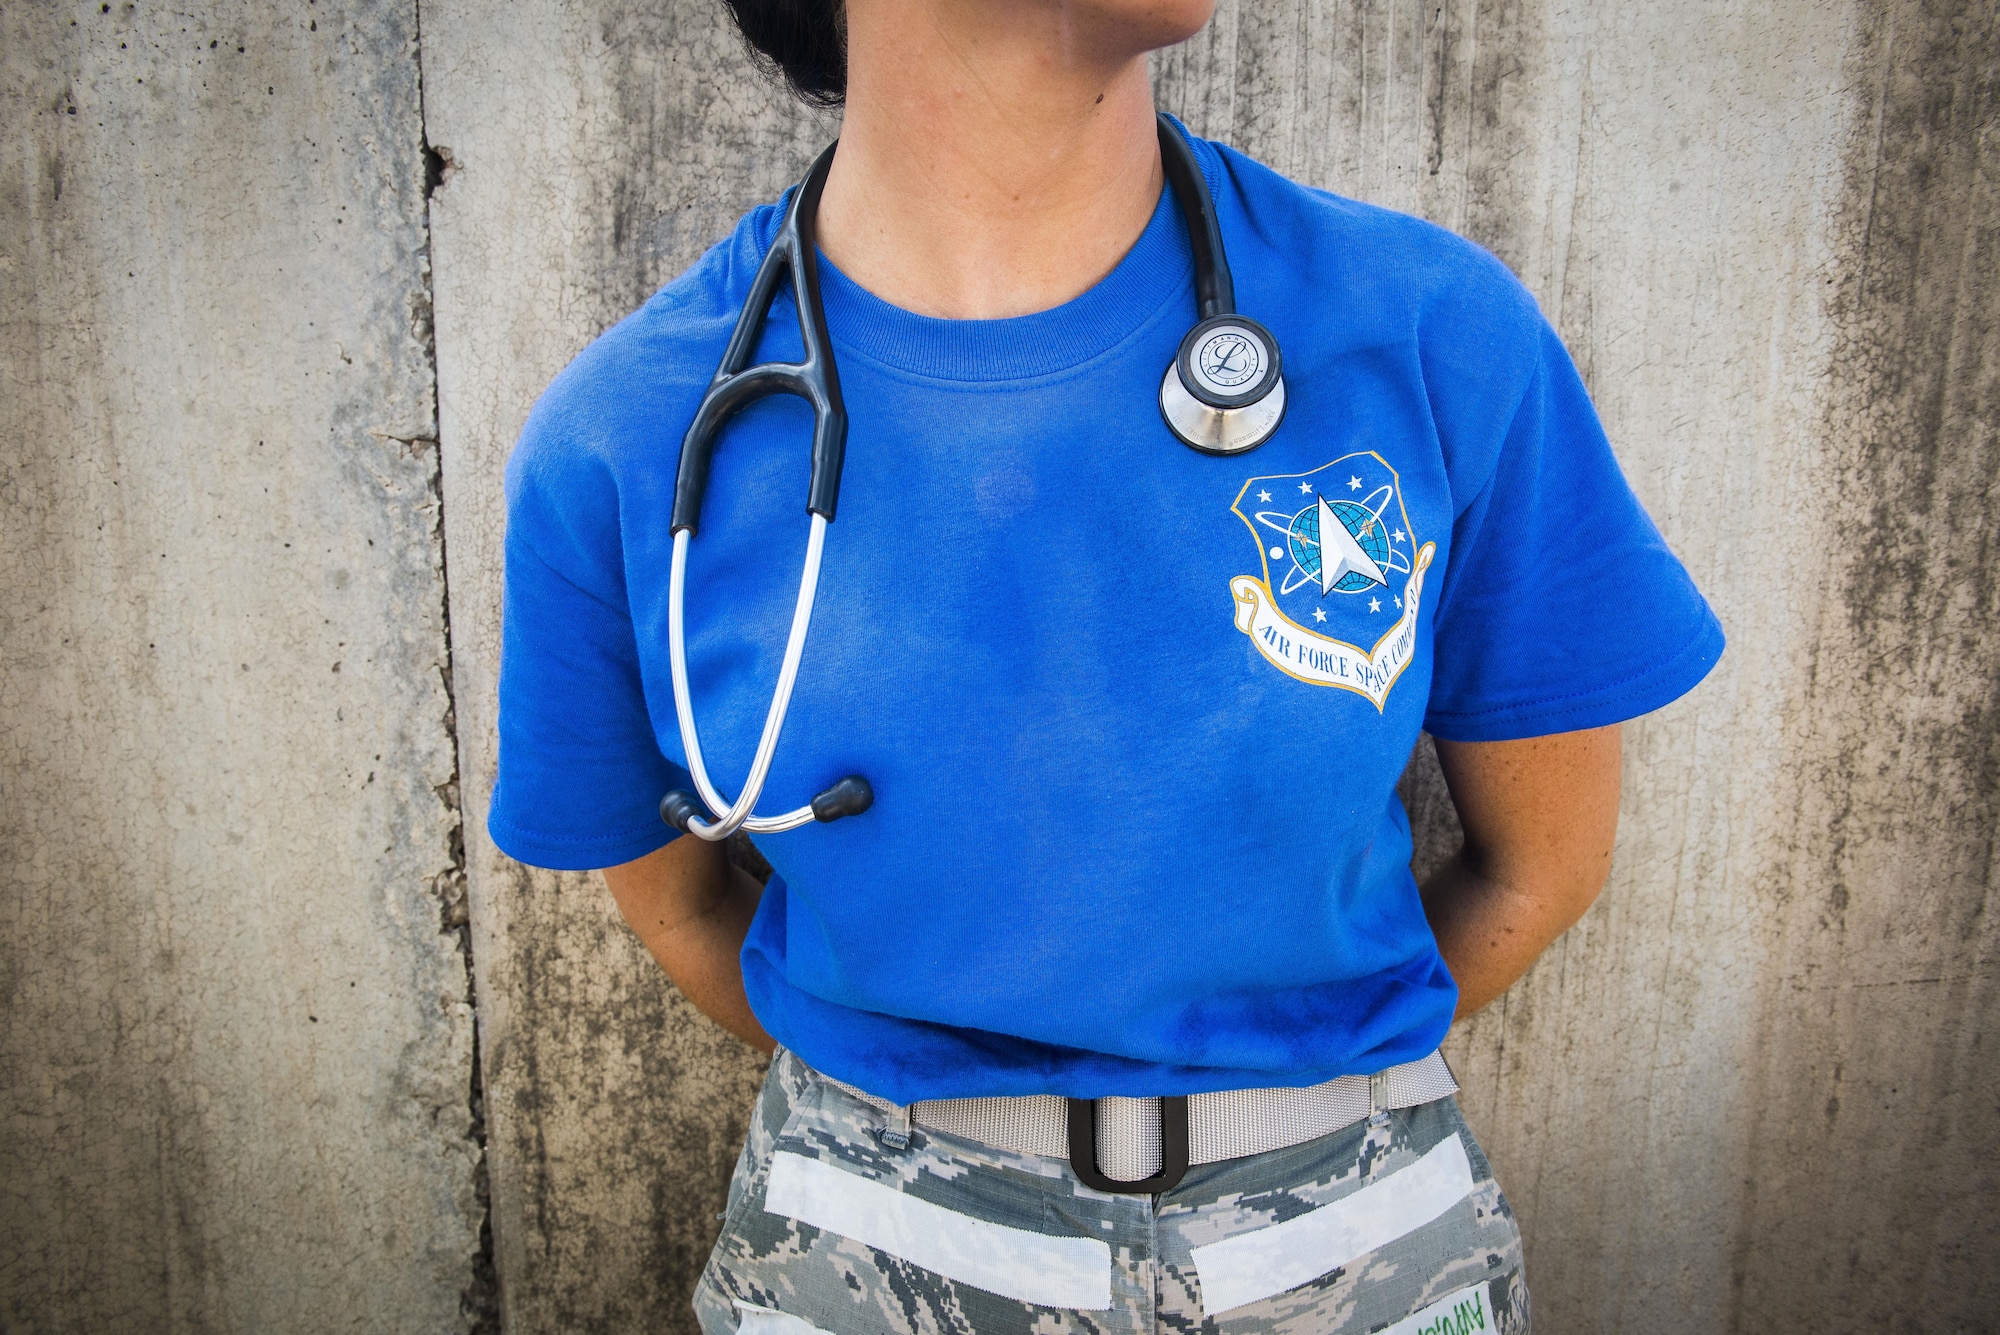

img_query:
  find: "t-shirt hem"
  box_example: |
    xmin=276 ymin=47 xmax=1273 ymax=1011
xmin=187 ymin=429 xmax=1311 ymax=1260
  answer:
xmin=749 ymin=971 xmax=1462 ymax=1103
xmin=484 ymin=811 xmax=675 ymax=872
xmin=1423 ymin=610 xmax=1725 ymax=743
xmin=779 ymin=1027 xmax=1461 ymax=1104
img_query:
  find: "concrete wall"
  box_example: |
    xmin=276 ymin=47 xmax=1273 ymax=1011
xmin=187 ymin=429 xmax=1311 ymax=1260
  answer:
xmin=0 ymin=1 xmax=484 ymax=1330
xmin=4 ymin=0 xmax=1994 ymax=1331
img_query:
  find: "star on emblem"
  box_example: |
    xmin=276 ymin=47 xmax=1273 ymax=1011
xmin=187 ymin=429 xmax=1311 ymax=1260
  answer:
xmin=1257 ymin=489 xmax=1272 ymax=502
xmin=1348 ymin=475 xmax=1362 ymax=491
xmin=1298 ymin=481 xmax=1314 ymax=494
xmin=1368 ymin=596 xmax=1382 ymax=613
xmin=1391 ymin=528 xmax=1405 ymax=543
xmin=1312 ymin=608 xmax=1327 ymax=623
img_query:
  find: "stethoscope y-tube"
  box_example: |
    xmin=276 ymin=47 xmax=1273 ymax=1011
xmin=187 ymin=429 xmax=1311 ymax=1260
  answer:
xmin=661 ymin=118 xmax=1285 ymax=841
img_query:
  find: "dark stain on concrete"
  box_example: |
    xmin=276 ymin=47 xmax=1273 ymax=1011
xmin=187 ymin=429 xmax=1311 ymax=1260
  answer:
xmin=487 ymin=859 xmax=768 ymax=1335
xmin=1735 ymin=0 xmax=1999 ymax=1326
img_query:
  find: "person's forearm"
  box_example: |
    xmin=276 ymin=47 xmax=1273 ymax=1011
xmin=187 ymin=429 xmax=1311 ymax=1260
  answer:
xmin=648 ymin=862 xmax=774 ymax=1052
xmin=1420 ymin=852 xmax=1587 ymax=1018
xmin=602 ymin=840 xmax=776 ymax=1053
xmin=1423 ymin=725 xmax=1622 ymax=1019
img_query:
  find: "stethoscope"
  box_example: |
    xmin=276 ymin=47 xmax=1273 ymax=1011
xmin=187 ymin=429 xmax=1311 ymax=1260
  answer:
xmin=660 ymin=116 xmax=1287 ymax=841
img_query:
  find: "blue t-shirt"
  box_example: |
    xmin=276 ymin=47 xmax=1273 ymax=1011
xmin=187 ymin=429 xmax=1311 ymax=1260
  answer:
xmin=488 ymin=132 xmax=1723 ymax=1105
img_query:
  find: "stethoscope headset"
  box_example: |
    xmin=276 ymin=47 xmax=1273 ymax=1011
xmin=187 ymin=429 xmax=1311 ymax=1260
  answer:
xmin=660 ymin=116 xmax=1286 ymax=842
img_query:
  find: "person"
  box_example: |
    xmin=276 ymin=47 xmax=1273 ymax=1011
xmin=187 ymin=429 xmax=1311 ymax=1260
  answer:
xmin=485 ymin=0 xmax=1724 ymax=1330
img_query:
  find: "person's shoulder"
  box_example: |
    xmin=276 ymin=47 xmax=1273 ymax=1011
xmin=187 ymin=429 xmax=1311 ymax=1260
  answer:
xmin=501 ymin=201 xmax=782 ymax=584
xmin=1204 ymin=138 xmax=1554 ymax=502
xmin=506 ymin=201 xmax=782 ymax=507
xmin=1210 ymin=139 xmax=1544 ymax=370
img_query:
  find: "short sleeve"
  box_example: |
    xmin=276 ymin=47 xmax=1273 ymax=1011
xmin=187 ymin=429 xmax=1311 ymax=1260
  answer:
xmin=485 ymin=425 xmax=687 ymax=872
xmin=1423 ymin=323 xmax=1725 ymax=741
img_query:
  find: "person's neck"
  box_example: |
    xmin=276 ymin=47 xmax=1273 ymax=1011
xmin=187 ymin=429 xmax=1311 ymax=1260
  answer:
xmin=816 ymin=2 xmax=1166 ymax=321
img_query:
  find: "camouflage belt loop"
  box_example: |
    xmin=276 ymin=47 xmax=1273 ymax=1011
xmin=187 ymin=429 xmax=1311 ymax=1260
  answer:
xmin=876 ymin=1102 xmax=913 ymax=1150
xmin=1367 ymin=1072 xmax=1391 ymax=1130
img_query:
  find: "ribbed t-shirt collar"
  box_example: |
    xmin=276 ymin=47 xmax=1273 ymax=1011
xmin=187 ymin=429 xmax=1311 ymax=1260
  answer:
xmin=762 ymin=182 xmax=1194 ymax=384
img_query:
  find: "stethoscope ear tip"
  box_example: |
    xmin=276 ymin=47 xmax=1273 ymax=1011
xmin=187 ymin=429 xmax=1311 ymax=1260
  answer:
xmin=660 ymin=789 xmax=705 ymax=834
xmin=660 ymin=775 xmax=872 ymax=836
xmin=811 ymin=775 xmax=874 ymax=823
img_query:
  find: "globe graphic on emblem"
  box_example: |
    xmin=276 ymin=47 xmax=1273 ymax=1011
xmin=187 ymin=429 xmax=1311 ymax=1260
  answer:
xmin=1287 ymin=499 xmax=1395 ymax=593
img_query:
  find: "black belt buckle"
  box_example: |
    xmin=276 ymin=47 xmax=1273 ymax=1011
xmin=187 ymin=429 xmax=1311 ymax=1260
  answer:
xmin=1066 ymin=1096 xmax=1189 ymax=1194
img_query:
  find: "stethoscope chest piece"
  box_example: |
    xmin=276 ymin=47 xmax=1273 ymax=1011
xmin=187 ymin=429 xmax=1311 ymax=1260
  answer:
xmin=1150 ymin=115 xmax=1287 ymax=457
xmin=1159 ymin=313 xmax=1287 ymax=455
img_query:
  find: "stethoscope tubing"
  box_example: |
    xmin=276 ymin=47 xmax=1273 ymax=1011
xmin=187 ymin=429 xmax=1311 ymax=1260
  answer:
xmin=664 ymin=116 xmax=1283 ymax=839
xmin=667 ymin=516 xmax=829 ymax=839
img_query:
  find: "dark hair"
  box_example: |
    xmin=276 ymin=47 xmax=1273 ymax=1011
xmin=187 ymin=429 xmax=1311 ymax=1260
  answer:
xmin=722 ymin=0 xmax=847 ymax=108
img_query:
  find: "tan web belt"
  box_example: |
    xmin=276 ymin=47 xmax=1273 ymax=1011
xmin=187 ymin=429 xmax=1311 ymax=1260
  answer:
xmin=826 ymin=1049 xmax=1458 ymax=1195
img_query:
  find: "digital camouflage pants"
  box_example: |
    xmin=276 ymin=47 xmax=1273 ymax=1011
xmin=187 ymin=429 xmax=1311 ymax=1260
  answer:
xmin=695 ymin=1051 xmax=1529 ymax=1335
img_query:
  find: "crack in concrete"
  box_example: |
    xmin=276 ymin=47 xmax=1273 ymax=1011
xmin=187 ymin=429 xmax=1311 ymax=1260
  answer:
xmin=409 ymin=0 xmax=498 ymax=1328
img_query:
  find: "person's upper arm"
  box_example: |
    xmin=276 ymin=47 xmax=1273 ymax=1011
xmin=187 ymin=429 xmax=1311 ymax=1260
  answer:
xmin=1423 ymin=314 xmax=1725 ymax=742
xmin=485 ymin=397 xmax=686 ymax=872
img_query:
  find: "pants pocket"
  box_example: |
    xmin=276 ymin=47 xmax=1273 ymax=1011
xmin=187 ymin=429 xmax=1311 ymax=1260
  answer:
xmin=1165 ymin=1096 xmax=1529 ymax=1334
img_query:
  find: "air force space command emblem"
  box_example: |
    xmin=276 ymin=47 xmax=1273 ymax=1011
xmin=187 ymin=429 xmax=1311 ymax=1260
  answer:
xmin=1229 ymin=451 xmax=1438 ymax=707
